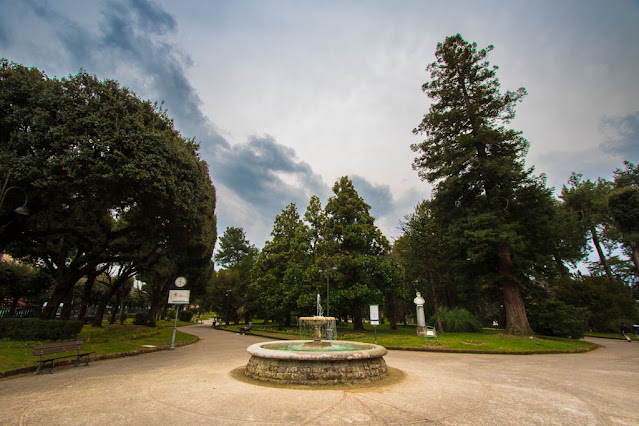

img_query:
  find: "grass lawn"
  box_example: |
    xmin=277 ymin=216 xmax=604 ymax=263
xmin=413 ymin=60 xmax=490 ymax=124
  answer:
xmin=221 ymin=322 xmax=595 ymax=354
xmin=0 ymin=320 xmax=198 ymax=375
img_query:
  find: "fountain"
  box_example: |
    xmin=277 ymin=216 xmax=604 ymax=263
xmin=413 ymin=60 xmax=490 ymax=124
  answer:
xmin=245 ymin=295 xmax=388 ymax=385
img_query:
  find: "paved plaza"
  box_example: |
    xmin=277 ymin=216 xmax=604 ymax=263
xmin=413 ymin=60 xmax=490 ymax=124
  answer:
xmin=1 ymin=323 xmax=638 ymax=425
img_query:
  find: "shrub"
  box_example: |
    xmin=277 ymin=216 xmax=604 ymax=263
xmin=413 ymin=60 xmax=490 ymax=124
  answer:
xmin=0 ymin=318 xmax=83 ymax=340
xmin=527 ymin=298 xmax=586 ymax=338
xmin=178 ymin=309 xmax=194 ymax=322
xmin=429 ymin=307 xmax=481 ymax=332
xmin=134 ymin=312 xmax=149 ymax=325
xmin=166 ymin=309 xmax=176 ymax=320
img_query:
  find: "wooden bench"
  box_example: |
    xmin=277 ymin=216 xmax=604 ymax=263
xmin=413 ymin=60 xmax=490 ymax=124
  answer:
xmin=33 ymin=341 xmax=93 ymax=375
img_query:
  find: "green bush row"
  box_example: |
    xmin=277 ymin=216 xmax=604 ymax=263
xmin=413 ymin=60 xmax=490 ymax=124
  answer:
xmin=178 ymin=310 xmax=194 ymax=322
xmin=0 ymin=318 xmax=84 ymax=341
xmin=429 ymin=307 xmax=482 ymax=333
xmin=165 ymin=309 xmax=194 ymax=322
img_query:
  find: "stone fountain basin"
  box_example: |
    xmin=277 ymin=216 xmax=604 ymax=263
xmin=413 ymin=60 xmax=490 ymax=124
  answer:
xmin=245 ymin=340 xmax=388 ymax=385
xmin=247 ymin=340 xmax=387 ymax=360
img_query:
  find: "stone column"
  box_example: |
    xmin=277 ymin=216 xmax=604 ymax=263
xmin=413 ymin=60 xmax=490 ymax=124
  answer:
xmin=414 ymin=291 xmax=426 ymax=336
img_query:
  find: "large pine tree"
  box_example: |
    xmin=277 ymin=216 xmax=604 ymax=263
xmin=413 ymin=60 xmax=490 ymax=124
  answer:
xmin=412 ymin=34 xmax=543 ymax=335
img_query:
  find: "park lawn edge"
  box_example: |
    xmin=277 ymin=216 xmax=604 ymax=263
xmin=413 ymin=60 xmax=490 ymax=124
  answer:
xmin=0 ymin=334 xmax=199 ymax=379
xmin=218 ymin=327 xmax=600 ymax=355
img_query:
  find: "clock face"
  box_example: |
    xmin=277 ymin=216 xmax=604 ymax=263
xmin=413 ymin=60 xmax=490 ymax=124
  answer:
xmin=175 ymin=277 xmax=187 ymax=288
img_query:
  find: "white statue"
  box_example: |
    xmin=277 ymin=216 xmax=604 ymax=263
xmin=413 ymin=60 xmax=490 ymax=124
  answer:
xmin=414 ymin=291 xmax=426 ymax=335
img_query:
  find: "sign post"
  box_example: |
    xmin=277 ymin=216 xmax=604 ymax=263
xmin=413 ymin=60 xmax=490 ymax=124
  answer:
xmin=370 ymin=305 xmax=379 ymax=345
xmin=168 ymin=277 xmax=188 ymax=351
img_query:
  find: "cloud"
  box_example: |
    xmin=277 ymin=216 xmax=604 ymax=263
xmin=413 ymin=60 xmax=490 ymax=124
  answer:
xmin=213 ymin=135 xmax=330 ymax=225
xmin=599 ymin=111 xmax=639 ymax=161
xmin=349 ymin=175 xmax=393 ymax=219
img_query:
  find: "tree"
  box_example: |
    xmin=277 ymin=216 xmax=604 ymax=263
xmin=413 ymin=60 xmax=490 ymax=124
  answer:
xmin=411 ymin=34 xmax=544 ymax=335
xmin=214 ymin=227 xmax=258 ymax=322
xmin=91 ymin=263 xmax=136 ymax=327
xmin=319 ymin=177 xmax=403 ymax=331
xmin=0 ymin=258 xmax=51 ymax=316
xmin=398 ymin=200 xmax=449 ymax=332
xmin=0 ymin=61 xmax=217 ymax=318
xmin=247 ymin=203 xmax=312 ymax=326
xmin=215 ymin=227 xmax=258 ymax=270
xmin=609 ymin=162 xmax=639 ymax=275
xmin=561 ymin=173 xmax=615 ymax=282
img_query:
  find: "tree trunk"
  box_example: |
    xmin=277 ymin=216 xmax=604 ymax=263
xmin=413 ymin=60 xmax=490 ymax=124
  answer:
xmin=92 ymin=284 xmax=118 ymax=327
xmin=429 ymin=271 xmax=444 ymax=333
xmin=77 ymin=271 xmax=98 ymax=322
xmin=385 ymin=294 xmax=398 ymax=330
xmin=40 ymin=264 xmax=94 ymax=319
xmin=9 ymin=295 xmax=19 ymax=317
xmin=590 ymin=225 xmax=615 ymax=283
xmin=109 ymin=298 xmax=120 ymax=325
xmin=60 ymin=293 xmax=74 ymax=320
xmin=498 ymin=244 xmax=533 ymax=335
xmin=352 ymin=301 xmax=364 ymax=331
xmin=630 ymin=244 xmax=639 ymax=275
xmin=118 ymin=290 xmax=128 ymax=324
xmin=93 ymin=274 xmax=130 ymax=327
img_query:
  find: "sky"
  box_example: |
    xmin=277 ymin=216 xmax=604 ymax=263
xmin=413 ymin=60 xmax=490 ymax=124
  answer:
xmin=1 ymin=0 xmax=638 ymax=252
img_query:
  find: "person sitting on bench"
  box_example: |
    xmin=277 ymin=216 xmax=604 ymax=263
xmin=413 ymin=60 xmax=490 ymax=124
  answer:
xmin=239 ymin=321 xmax=253 ymax=335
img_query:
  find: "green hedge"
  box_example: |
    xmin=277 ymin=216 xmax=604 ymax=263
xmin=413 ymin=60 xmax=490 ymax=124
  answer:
xmin=527 ymin=299 xmax=586 ymax=338
xmin=178 ymin=310 xmax=194 ymax=322
xmin=429 ymin=307 xmax=481 ymax=332
xmin=0 ymin=318 xmax=84 ymax=341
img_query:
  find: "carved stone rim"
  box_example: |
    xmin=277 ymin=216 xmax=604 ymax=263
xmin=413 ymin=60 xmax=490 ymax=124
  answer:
xmin=246 ymin=340 xmax=388 ymax=361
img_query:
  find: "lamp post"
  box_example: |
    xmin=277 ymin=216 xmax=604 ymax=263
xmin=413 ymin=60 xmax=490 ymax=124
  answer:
xmin=0 ymin=172 xmax=30 ymax=216
xmin=318 ymin=261 xmax=337 ymax=317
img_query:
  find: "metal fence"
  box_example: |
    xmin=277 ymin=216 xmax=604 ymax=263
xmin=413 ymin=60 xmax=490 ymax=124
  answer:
xmin=0 ymin=306 xmax=41 ymax=318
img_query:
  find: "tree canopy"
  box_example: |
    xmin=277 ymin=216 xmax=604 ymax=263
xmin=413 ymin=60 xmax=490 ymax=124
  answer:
xmin=0 ymin=60 xmax=217 ymax=318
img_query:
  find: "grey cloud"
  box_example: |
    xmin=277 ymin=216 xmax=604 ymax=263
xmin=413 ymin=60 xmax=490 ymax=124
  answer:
xmin=349 ymin=175 xmax=394 ymax=219
xmin=599 ymin=111 xmax=639 ymax=161
xmin=97 ymin=0 xmax=226 ymax=150
xmin=214 ymin=135 xmax=329 ymax=222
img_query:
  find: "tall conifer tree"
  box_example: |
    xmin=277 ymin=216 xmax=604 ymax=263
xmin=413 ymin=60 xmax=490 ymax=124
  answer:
xmin=412 ymin=34 xmax=538 ymax=335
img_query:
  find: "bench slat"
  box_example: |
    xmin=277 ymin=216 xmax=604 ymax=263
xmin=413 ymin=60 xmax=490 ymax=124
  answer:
xmin=33 ymin=341 xmax=83 ymax=350
xmin=34 ymin=346 xmax=83 ymax=356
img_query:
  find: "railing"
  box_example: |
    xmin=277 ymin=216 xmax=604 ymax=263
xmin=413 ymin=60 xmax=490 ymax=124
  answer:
xmin=0 ymin=306 xmax=41 ymax=318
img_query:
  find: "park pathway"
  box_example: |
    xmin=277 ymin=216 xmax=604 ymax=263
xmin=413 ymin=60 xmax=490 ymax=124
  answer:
xmin=1 ymin=324 xmax=638 ymax=425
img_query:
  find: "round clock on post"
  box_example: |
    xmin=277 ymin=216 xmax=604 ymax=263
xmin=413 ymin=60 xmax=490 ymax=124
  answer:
xmin=175 ymin=277 xmax=187 ymax=288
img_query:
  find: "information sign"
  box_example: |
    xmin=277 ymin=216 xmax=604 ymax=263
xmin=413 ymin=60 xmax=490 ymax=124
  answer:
xmin=370 ymin=305 xmax=379 ymax=321
xmin=168 ymin=290 xmax=190 ymax=304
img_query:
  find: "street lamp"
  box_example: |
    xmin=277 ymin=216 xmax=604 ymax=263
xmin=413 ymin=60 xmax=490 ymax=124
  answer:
xmin=318 ymin=261 xmax=337 ymax=317
xmin=0 ymin=173 xmax=30 ymax=216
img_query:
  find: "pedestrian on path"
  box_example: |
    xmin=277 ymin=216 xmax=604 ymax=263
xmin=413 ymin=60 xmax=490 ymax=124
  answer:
xmin=621 ymin=323 xmax=632 ymax=342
